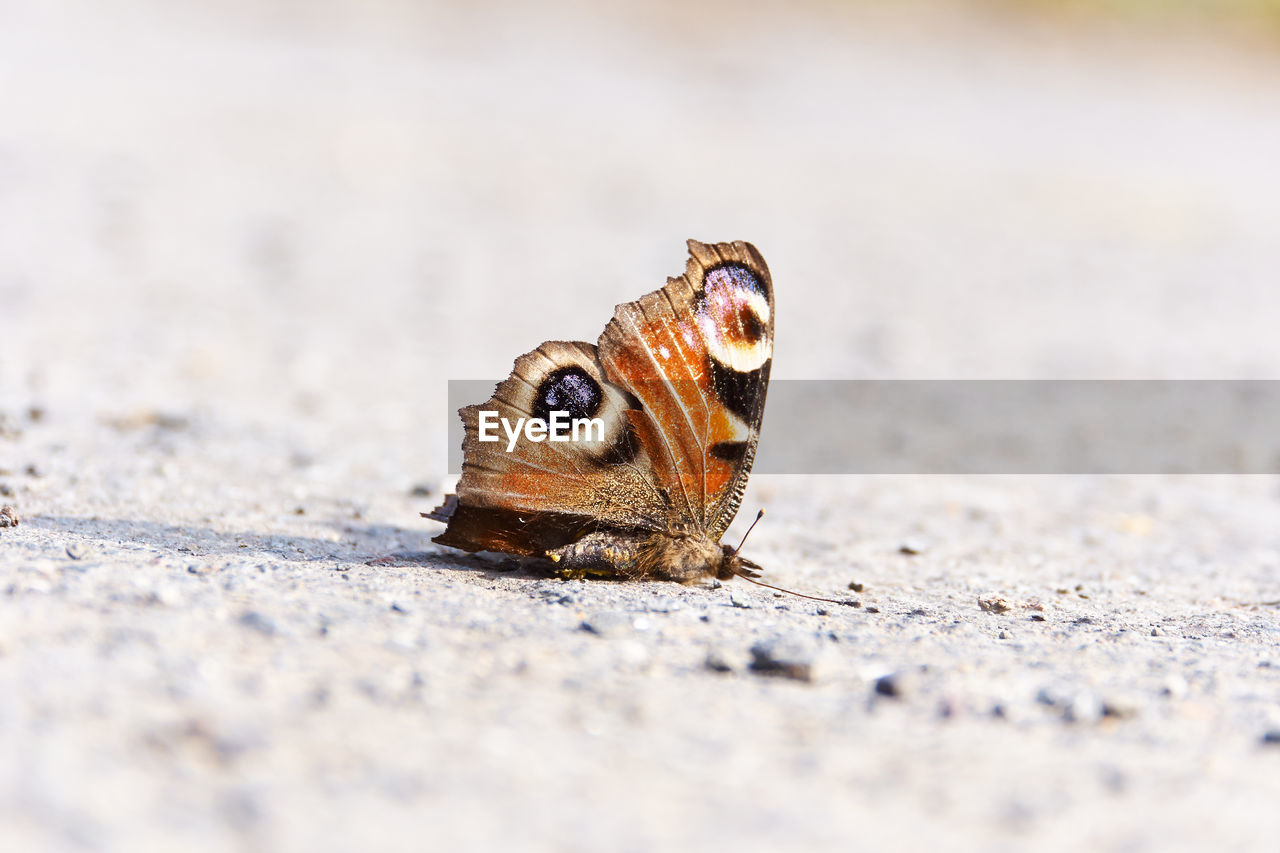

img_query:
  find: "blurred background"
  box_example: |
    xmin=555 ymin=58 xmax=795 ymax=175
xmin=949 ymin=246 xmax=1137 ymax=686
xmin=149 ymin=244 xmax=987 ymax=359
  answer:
xmin=5 ymin=0 xmax=1280 ymax=475
xmin=4 ymin=2 xmax=1280 ymax=851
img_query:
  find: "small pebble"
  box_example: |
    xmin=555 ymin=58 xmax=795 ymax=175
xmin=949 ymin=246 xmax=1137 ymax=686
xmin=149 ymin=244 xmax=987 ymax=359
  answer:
xmin=581 ymin=611 xmax=634 ymax=637
xmin=847 ymin=581 xmax=865 ymax=592
xmin=0 ymin=505 xmax=18 ymax=528
xmin=898 ymin=540 xmax=928 ymax=556
xmin=409 ymin=484 xmax=433 ymax=497
xmin=874 ymin=672 xmax=905 ymax=699
xmin=1261 ymin=730 xmax=1280 ymax=746
xmin=237 ymin=611 xmax=277 ymax=636
xmin=1101 ymin=694 xmax=1143 ymax=719
xmin=704 ymin=648 xmax=735 ymax=673
xmin=729 ymin=591 xmax=753 ymax=609
xmin=748 ymin=636 xmax=820 ymax=682
xmin=998 ymin=629 xmax=1011 ymax=640
xmin=978 ymin=596 xmax=1011 ymax=614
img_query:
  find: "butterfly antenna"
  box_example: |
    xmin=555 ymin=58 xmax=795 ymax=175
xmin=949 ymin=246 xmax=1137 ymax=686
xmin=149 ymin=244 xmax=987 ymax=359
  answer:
xmin=729 ymin=509 xmax=857 ymax=607
xmin=733 ymin=509 xmax=766 ymax=555
xmin=732 ymin=571 xmax=859 ymax=606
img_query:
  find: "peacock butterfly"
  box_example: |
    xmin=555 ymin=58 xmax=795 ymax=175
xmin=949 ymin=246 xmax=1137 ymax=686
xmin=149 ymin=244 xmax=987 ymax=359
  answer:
xmin=426 ymin=240 xmax=774 ymax=584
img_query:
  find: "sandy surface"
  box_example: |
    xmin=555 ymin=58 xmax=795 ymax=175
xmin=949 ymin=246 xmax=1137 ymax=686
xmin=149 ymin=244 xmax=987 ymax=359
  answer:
xmin=3 ymin=2 xmax=1280 ymax=850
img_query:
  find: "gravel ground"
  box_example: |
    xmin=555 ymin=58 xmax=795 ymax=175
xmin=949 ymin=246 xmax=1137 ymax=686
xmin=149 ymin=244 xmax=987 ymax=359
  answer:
xmin=3 ymin=2 xmax=1280 ymax=851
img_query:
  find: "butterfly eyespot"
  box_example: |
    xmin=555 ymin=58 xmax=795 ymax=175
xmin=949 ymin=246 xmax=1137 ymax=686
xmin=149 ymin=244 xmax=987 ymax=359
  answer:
xmin=533 ymin=366 xmax=603 ymax=423
xmin=697 ymin=265 xmax=772 ymax=373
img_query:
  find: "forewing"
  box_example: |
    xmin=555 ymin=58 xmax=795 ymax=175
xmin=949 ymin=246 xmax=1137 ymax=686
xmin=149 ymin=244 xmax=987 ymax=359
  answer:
xmin=596 ymin=239 xmax=773 ymax=538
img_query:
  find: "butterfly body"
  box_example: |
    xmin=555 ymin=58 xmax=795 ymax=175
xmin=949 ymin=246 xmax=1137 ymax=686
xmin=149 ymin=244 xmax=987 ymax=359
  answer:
xmin=545 ymin=526 xmax=763 ymax=583
xmin=427 ymin=239 xmax=773 ymax=584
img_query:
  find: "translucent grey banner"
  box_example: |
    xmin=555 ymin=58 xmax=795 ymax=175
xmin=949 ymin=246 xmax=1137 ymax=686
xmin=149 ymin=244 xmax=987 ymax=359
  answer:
xmin=447 ymin=381 xmax=1280 ymax=474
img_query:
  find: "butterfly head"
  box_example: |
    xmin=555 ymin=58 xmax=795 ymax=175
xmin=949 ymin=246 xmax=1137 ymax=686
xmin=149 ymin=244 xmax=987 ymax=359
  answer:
xmin=716 ymin=508 xmax=766 ymax=580
xmin=718 ymin=546 xmax=763 ymax=580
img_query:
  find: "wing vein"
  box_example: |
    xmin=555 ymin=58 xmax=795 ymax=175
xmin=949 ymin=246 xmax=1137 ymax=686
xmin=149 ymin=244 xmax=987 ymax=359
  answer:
xmin=620 ymin=307 xmax=699 ymax=525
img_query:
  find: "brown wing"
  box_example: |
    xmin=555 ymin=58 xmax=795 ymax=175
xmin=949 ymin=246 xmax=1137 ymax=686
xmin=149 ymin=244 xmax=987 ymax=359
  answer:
xmin=596 ymin=239 xmax=773 ymax=538
xmin=431 ymin=340 xmax=670 ymax=555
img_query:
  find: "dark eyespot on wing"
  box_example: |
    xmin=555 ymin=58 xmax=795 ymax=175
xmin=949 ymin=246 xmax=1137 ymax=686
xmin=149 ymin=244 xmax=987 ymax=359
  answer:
xmin=709 ymin=441 xmax=749 ymax=463
xmin=710 ymin=358 xmax=771 ymax=423
xmin=534 ymin=366 xmax=602 ymax=423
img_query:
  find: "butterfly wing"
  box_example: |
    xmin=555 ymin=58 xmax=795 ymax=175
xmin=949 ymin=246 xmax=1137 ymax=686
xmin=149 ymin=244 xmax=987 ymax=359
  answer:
xmin=430 ymin=340 xmax=669 ymax=555
xmin=430 ymin=239 xmax=773 ymax=556
xmin=596 ymin=239 xmax=773 ymax=538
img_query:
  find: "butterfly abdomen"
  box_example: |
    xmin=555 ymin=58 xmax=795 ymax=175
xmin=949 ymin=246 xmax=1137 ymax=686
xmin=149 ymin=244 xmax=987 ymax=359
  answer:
xmin=545 ymin=531 xmax=647 ymax=579
xmin=545 ymin=528 xmax=726 ymax=583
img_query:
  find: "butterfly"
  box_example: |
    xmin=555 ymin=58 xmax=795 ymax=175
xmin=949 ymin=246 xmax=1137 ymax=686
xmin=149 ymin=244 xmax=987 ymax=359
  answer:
xmin=425 ymin=239 xmax=773 ymax=584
